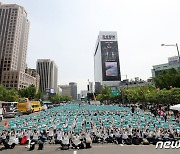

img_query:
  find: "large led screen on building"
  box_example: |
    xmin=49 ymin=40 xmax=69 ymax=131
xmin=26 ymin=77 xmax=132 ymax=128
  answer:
xmin=101 ymin=41 xmax=121 ymax=81
xmin=105 ymin=62 xmax=118 ymax=76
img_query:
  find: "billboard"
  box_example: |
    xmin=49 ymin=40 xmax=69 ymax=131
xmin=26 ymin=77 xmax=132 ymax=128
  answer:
xmin=46 ymin=88 xmax=55 ymax=94
xmin=105 ymin=62 xmax=118 ymax=76
xmin=101 ymin=41 xmax=121 ymax=81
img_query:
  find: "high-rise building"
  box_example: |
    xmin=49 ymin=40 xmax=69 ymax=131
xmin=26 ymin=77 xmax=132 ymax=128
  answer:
xmin=94 ymin=31 xmax=121 ymax=90
xmin=59 ymin=82 xmax=77 ymax=100
xmin=80 ymin=90 xmax=88 ymax=99
xmin=152 ymin=56 xmax=180 ymax=77
xmin=69 ymin=82 xmax=77 ymax=100
xmin=59 ymin=85 xmax=71 ymax=97
xmin=25 ymin=68 xmax=40 ymax=91
xmin=0 ymin=3 xmax=38 ymax=89
xmin=36 ymin=59 xmax=58 ymax=93
xmin=95 ymin=82 xmax=102 ymax=94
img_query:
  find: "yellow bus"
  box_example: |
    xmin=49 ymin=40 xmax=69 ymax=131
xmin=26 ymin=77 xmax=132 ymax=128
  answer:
xmin=31 ymin=101 xmax=42 ymax=112
xmin=17 ymin=98 xmax=32 ymax=114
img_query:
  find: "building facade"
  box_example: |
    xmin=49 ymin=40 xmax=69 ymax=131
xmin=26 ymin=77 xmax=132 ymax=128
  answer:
xmin=87 ymin=81 xmax=93 ymax=93
xmin=80 ymin=90 xmax=88 ymax=99
xmin=0 ymin=3 xmax=38 ymax=89
xmin=25 ymin=68 xmax=40 ymax=91
xmin=59 ymin=85 xmax=71 ymax=97
xmin=152 ymin=56 xmax=180 ymax=77
xmin=94 ymin=31 xmax=121 ymax=90
xmin=36 ymin=59 xmax=58 ymax=93
xmin=69 ymin=82 xmax=77 ymax=100
xmin=59 ymin=82 xmax=77 ymax=100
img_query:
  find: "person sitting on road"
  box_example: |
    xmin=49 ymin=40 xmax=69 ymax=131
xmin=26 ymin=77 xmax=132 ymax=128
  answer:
xmin=61 ymin=132 xmax=70 ymax=150
xmin=84 ymin=130 xmax=92 ymax=148
xmin=114 ymin=129 xmax=122 ymax=144
xmin=122 ymin=130 xmax=128 ymax=144
xmin=146 ymin=129 xmax=155 ymax=144
xmin=163 ymin=130 xmax=170 ymax=142
xmin=32 ymin=130 xmax=39 ymax=143
xmin=7 ymin=131 xmax=18 ymax=149
xmin=72 ymin=133 xmax=81 ymax=149
xmin=48 ymin=127 xmax=54 ymax=144
xmin=55 ymin=130 xmax=62 ymax=144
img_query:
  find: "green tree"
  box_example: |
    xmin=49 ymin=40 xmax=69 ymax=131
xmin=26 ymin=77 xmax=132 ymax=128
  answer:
xmin=0 ymin=84 xmax=19 ymax=102
xmin=156 ymin=88 xmax=171 ymax=104
xmin=49 ymin=94 xmax=61 ymax=103
xmin=18 ymin=84 xmax=36 ymax=100
xmin=96 ymin=86 xmax=111 ymax=102
xmin=49 ymin=94 xmax=72 ymax=103
xmin=0 ymin=84 xmax=7 ymax=101
xmin=5 ymin=89 xmax=19 ymax=102
xmin=169 ymin=88 xmax=180 ymax=104
xmin=35 ymin=91 xmax=44 ymax=100
xmin=153 ymin=68 xmax=180 ymax=89
xmin=61 ymin=96 xmax=72 ymax=102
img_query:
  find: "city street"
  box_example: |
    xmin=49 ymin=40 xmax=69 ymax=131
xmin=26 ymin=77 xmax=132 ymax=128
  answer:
xmin=0 ymin=144 xmax=179 ymax=154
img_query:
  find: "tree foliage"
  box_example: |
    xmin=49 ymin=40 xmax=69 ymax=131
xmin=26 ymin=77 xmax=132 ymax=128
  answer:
xmin=96 ymin=84 xmax=180 ymax=104
xmin=18 ymin=84 xmax=37 ymax=100
xmin=153 ymin=68 xmax=180 ymax=89
xmin=0 ymin=84 xmax=19 ymax=102
xmin=96 ymin=86 xmax=111 ymax=102
xmin=49 ymin=94 xmax=72 ymax=103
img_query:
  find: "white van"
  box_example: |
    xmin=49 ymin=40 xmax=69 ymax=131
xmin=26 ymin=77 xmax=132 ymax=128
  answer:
xmin=0 ymin=108 xmax=4 ymax=121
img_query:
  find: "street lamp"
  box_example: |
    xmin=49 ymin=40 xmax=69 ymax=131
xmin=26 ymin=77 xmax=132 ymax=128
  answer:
xmin=161 ymin=43 xmax=180 ymax=63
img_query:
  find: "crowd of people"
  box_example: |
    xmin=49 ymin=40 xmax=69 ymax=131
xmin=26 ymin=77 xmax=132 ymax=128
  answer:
xmin=0 ymin=103 xmax=180 ymax=151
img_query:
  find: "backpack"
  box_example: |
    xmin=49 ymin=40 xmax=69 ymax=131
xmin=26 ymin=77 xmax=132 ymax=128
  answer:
xmin=20 ymin=136 xmax=27 ymax=145
xmin=126 ymin=138 xmax=132 ymax=145
xmin=142 ymin=138 xmax=149 ymax=145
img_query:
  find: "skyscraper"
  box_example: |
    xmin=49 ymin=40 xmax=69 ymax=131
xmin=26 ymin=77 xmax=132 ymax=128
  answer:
xmin=69 ymin=82 xmax=77 ymax=100
xmin=0 ymin=3 xmax=38 ymax=89
xmin=59 ymin=82 xmax=77 ymax=100
xmin=94 ymin=31 xmax=121 ymax=89
xmin=36 ymin=59 xmax=58 ymax=93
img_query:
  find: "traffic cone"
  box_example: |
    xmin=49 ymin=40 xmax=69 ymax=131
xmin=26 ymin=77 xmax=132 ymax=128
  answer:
xmin=4 ymin=120 xmax=9 ymax=127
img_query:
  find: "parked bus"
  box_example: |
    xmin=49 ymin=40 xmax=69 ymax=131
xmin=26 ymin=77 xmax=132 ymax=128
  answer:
xmin=31 ymin=101 xmax=42 ymax=112
xmin=0 ymin=101 xmax=18 ymax=110
xmin=0 ymin=101 xmax=18 ymax=117
xmin=17 ymin=98 xmax=32 ymax=114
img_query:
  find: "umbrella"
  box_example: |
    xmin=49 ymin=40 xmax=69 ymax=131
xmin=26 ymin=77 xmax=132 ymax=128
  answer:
xmin=170 ymin=104 xmax=180 ymax=111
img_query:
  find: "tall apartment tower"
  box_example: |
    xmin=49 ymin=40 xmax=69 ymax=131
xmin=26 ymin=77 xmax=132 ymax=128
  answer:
xmin=69 ymin=82 xmax=77 ymax=100
xmin=36 ymin=59 xmax=58 ymax=93
xmin=94 ymin=31 xmax=121 ymax=89
xmin=0 ymin=3 xmax=38 ymax=89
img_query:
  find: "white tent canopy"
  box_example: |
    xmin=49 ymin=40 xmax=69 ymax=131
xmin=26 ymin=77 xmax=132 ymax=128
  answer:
xmin=170 ymin=104 xmax=180 ymax=111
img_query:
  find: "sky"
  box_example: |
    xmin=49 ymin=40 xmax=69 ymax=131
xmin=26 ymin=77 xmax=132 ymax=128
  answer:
xmin=1 ymin=0 xmax=180 ymax=93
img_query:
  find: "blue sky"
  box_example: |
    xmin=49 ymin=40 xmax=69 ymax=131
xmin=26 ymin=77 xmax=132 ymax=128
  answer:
xmin=2 ymin=0 xmax=180 ymax=92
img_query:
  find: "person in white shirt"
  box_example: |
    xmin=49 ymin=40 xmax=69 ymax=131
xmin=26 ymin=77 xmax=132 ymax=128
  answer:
xmin=8 ymin=132 xmax=18 ymax=149
xmin=122 ymin=130 xmax=128 ymax=144
xmin=48 ymin=127 xmax=54 ymax=144
xmin=55 ymin=130 xmax=62 ymax=144
xmin=61 ymin=132 xmax=70 ymax=149
xmin=72 ymin=133 xmax=81 ymax=149
xmin=114 ymin=129 xmax=122 ymax=144
xmin=32 ymin=130 xmax=39 ymax=143
xmin=85 ymin=131 xmax=92 ymax=147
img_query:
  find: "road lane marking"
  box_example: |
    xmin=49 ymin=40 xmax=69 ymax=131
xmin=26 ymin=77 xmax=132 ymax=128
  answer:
xmin=74 ymin=151 xmax=77 ymax=154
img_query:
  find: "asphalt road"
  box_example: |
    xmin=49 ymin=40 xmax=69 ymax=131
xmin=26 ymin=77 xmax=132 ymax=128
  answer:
xmin=0 ymin=144 xmax=179 ymax=154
